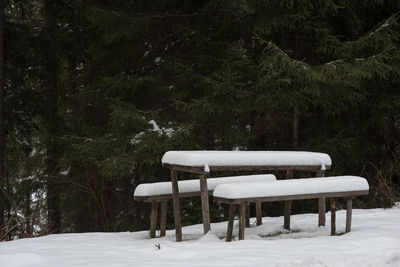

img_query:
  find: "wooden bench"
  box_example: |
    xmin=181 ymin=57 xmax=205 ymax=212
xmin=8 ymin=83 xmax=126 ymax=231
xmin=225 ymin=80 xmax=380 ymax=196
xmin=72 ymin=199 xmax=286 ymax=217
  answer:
xmin=133 ymin=174 xmax=276 ymax=238
xmin=213 ymin=176 xmax=369 ymax=241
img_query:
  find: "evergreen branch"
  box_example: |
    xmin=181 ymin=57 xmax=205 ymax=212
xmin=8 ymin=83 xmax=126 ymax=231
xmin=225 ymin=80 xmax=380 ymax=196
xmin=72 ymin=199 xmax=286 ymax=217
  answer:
xmin=127 ymin=12 xmax=202 ymax=20
xmin=363 ymin=11 xmax=400 ymax=38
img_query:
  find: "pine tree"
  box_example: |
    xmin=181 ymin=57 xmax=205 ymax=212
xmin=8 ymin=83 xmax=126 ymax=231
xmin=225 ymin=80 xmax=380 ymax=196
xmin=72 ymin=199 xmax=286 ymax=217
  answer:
xmin=0 ymin=0 xmax=5 ymax=237
xmin=249 ymin=0 xmax=400 ymax=205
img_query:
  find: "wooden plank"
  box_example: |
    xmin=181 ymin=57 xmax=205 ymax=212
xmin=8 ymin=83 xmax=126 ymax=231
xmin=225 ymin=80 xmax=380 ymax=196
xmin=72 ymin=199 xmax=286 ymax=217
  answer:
xmin=226 ymin=204 xmax=236 ymax=242
xmin=245 ymin=203 xmax=250 ymax=228
xmin=316 ymin=170 xmax=326 ymax=227
xmin=213 ymin=190 xmax=369 ymax=204
xmin=255 ymin=201 xmax=262 ymax=226
xmin=162 ymin=163 xmax=331 ymax=174
xmin=284 ymin=170 xmax=293 ymax=230
xmin=150 ymin=201 xmax=158 ymax=238
xmin=162 ymin=163 xmax=207 ymax=174
xmin=210 ymin=165 xmax=331 ymax=172
xmin=239 ymin=203 xmax=246 ymax=240
xmin=331 ymin=197 xmax=336 ymax=236
xmin=200 ymin=174 xmax=210 ymax=234
xmin=171 ymin=169 xmax=182 ymax=242
xmin=346 ymin=198 xmax=352 ymax=233
xmin=136 ymin=190 xmax=213 ymax=202
xmin=160 ymin=200 xmax=167 ymax=237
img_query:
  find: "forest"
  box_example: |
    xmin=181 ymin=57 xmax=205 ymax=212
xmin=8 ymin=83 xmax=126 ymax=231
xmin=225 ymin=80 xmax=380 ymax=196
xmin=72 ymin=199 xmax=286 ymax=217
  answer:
xmin=1 ymin=0 xmax=400 ymax=240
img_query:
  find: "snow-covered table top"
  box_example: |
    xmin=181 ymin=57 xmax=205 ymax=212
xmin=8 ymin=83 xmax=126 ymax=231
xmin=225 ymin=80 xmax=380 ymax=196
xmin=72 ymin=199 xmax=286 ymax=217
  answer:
xmin=162 ymin=151 xmax=331 ymax=173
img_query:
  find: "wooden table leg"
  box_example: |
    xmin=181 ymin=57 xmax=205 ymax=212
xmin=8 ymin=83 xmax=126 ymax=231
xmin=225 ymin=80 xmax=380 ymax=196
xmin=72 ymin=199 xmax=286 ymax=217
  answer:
xmin=239 ymin=203 xmax=246 ymax=240
xmin=346 ymin=198 xmax=352 ymax=233
xmin=284 ymin=170 xmax=293 ymax=230
xmin=160 ymin=200 xmax=167 ymax=237
xmin=284 ymin=200 xmax=292 ymax=230
xmin=226 ymin=204 xmax=236 ymax=242
xmin=171 ymin=169 xmax=182 ymax=241
xmin=317 ymin=171 xmax=326 ymax=226
xmin=245 ymin=203 xmax=250 ymax=228
xmin=318 ymin=197 xmax=326 ymax=226
xmin=200 ymin=174 xmax=210 ymax=234
xmin=256 ymin=201 xmax=262 ymax=226
xmin=331 ymin=197 xmax=336 ymax=236
xmin=150 ymin=201 xmax=158 ymax=238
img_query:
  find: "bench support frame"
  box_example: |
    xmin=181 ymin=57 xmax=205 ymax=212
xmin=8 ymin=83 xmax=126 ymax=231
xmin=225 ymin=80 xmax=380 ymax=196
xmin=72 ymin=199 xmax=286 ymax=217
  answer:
xmin=150 ymin=201 xmax=158 ymax=238
xmin=284 ymin=170 xmax=293 ymax=230
xmin=137 ymin=189 xmax=263 ymax=239
xmin=317 ymin=171 xmax=326 ymax=227
xmin=137 ymin=167 xmax=330 ymax=241
xmin=226 ymin=204 xmax=236 ymax=241
xmin=200 ymin=174 xmax=211 ymax=234
xmin=171 ymin=170 xmax=182 ymax=241
xmin=160 ymin=201 xmax=167 ymax=237
xmin=217 ymin=190 xmax=366 ymax=241
xmin=239 ymin=203 xmax=247 ymax=240
xmin=256 ymin=201 xmax=262 ymax=226
xmin=346 ymin=198 xmax=352 ymax=233
xmin=331 ymin=197 xmax=336 ymax=235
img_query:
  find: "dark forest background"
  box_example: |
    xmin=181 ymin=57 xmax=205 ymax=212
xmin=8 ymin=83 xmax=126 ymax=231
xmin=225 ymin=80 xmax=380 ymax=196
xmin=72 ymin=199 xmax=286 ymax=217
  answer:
xmin=1 ymin=0 xmax=400 ymax=240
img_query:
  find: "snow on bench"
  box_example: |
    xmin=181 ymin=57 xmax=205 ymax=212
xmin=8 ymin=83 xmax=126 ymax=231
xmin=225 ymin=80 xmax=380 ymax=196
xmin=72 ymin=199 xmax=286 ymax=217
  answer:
xmin=133 ymin=174 xmax=276 ymax=238
xmin=134 ymin=174 xmax=276 ymax=199
xmin=162 ymin=151 xmax=332 ymax=173
xmin=213 ymin=176 xmax=369 ymax=241
xmin=213 ymin=176 xmax=369 ymax=200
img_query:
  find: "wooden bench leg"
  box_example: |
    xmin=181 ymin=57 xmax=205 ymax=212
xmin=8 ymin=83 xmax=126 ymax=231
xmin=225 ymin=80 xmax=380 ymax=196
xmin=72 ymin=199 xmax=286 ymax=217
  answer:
xmin=239 ymin=203 xmax=246 ymax=240
xmin=160 ymin=200 xmax=167 ymax=237
xmin=150 ymin=201 xmax=158 ymax=238
xmin=284 ymin=201 xmax=292 ymax=230
xmin=256 ymin=201 xmax=262 ymax=226
xmin=226 ymin=204 xmax=236 ymax=242
xmin=317 ymin=171 xmax=326 ymax=226
xmin=318 ymin=197 xmax=326 ymax=226
xmin=331 ymin=197 xmax=336 ymax=236
xmin=171 ymin=170 xmax=182 ymax=241
xmin=346 ymin=198 xmax=352 ymax=233
xmin=284 ymin=170 xmax=293 ymax=230
xmin=200 ymin=174 xmax=211 ymax=234
xmin=245 ymin=203 xmax=250 ymax=228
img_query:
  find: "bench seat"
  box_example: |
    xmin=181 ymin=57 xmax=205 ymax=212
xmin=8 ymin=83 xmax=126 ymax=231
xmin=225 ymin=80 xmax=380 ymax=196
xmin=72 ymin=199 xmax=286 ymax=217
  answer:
xmin=134 ymin=174 xmax=276 ymax=237
xmin=213 ymin=176 xmax=369 ymax=241
xmin=134 ymin=174 xmax=276 ymax=200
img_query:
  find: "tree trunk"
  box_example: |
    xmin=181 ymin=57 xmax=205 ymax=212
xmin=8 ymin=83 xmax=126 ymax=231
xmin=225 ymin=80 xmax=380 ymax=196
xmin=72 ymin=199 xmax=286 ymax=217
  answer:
xmin=293 ymin=27 xmax=299 ymax=151
xmin=44 ymin=0 xmax=61 ymax=234
xmin=293 ymin=105 xmax=298 ymax=150
xmin=0 ymin=0 xmax=5 ymax=239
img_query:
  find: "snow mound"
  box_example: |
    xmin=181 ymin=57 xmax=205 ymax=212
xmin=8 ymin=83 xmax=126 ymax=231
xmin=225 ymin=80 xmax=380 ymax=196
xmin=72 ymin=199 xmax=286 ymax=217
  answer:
xmin=196 ymin=232 xmax=223 ymax=243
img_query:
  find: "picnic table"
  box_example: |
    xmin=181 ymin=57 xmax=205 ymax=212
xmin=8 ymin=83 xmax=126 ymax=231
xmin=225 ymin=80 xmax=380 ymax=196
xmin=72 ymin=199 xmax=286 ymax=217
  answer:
xmin=161 ymin=150 xmax=332 ymax=241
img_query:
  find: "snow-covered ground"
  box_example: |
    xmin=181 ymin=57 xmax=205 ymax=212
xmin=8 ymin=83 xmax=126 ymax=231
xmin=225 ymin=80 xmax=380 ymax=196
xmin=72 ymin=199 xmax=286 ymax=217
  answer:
xmin=1 ymin=206 xmax=400 ymax=267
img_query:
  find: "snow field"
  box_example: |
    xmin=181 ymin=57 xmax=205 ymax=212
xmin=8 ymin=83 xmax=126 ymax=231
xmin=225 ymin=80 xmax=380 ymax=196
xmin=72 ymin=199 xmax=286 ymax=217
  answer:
xmin=0 ymin=206 xmax=399 ymax=267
